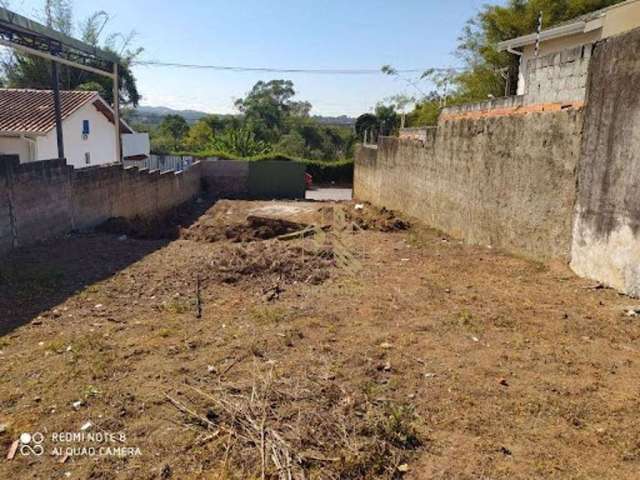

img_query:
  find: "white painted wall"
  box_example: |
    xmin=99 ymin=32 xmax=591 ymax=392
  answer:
xmin=122 ymin=133 xmax=150 ymax=158
xmin=0 ymin=136 xmax=34 ymax=162
xmin=36 ymin=102 xmax=118 ymax=169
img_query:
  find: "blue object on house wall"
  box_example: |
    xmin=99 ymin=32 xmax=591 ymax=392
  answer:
xmin=82 ymin=120 xmax=90 ymax=135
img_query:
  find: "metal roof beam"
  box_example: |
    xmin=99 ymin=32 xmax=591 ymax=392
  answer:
xmin=0 ymin=6 xmax=118 ymax=64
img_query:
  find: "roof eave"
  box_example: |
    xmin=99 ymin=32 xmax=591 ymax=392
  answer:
xmin=497 ymin=20 xmax=596 ymax=51
xmin=0 ymin=131 xmax=45 ymax=137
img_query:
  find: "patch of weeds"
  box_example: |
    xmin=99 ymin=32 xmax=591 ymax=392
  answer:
xmin=458 ymin=309 xmax=474 ymax=326
xmin=361 ymin=380 xmax=385 ymax=400
xmin=493 ymin=315 xmax=515 ymax=329
xmin=370 ymin=403 xmax=422 ymax=450
xmin=250 ymin=305 xmax=288 ymax=325
xmin=83 ymin=385 xmax=101 ymax=399
xmin=442 ymin=309 xmax=483 ymax=332
xmin=333 ymin=277 xmax=365 ymax=296
xmin=164 ymin=297 xmax=192 ymax=315
xmin=281 ymin=328 xmax=303 ymax=347
xmin=45 ymin=339 xmax=66 ymax=354
xmin=406 ymin=228 xmax=432 ymax=248
xmin=76 ymin=284 xmax=100 ymax=300
xmin=158 ymin=327 xmax=173 ymax=338
xmin=70 ymin=337 xmax=118 ymax=379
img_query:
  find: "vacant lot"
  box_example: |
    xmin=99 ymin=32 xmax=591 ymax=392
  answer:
xmin=1 ymin=199 xmax=639 ymax=479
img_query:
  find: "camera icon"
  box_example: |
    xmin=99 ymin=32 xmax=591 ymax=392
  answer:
xmin=19 ymin=432 xmax=45 ymax=456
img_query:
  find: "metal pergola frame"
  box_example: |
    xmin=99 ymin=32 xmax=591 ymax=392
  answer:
xmin=0 ymin=7 xmax=122 ymax=162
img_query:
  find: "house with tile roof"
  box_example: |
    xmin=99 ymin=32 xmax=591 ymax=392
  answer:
xmin=0 ymin=88 xmax=149 ymax=169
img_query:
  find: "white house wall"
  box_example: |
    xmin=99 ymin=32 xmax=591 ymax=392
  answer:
xmin=0 ymin=136 xmax=32 ymax=162
xmin=37 ymin=102 xmax=117 ymax=169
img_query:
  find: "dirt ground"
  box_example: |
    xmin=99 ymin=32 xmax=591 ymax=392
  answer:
xmin=1 ymin=198 xmax=640 ymax=479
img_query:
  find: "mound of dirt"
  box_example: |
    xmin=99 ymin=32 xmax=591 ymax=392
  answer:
xmin=183 ymin=215 xmax=310 ymax=243
xmin=320 ymin=203 xmax=410 ymax=232
xmin=210 ymin=240 xmax=334 ymax=285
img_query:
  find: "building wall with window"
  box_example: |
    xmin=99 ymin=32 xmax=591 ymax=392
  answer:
xmin=36 ymin=103 xmax=118 ymax=169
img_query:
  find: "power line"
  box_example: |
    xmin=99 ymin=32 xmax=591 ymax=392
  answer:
xmin=132 ymin=60 xmax=464 ymax=75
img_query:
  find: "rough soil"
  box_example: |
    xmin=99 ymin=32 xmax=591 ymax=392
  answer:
xmin=1 ymin=199 xmax=639 ymax=479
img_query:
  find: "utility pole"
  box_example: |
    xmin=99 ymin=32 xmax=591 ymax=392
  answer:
xmin=51 ymin=59 xmax=64 ymax=160
xmin=113 ymin=62 xmax=121 ymax=162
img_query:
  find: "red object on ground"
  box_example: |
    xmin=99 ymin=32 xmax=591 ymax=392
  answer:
xmin=304 ymin=172 xmax=313 ymax=189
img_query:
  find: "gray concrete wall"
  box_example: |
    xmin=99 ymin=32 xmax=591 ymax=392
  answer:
xmin=355 ymin=108 xmax=583 ymax=261
xmin=570 ymin=29 xmax=640 ymax=296
xmin=200 ymin=159 xmax=249 ymax=198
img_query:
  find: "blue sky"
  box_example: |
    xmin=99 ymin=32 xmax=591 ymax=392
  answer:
xmin=5 ymin=0 xmax=492 ymax=116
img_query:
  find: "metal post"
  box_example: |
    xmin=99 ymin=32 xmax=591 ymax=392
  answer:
xmin=535 ymin=11 xmax=543 ymax=57
xmin=113 ymin=62 xmax=121 ymax=162
xmin=51 ymin=60 xmax=64 ymax=160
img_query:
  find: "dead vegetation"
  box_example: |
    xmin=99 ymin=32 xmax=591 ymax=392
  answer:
xmin=211 ymin=241 xmax=335 ymax=286
xmin=166 ymin=364 xmax=422 ymax=479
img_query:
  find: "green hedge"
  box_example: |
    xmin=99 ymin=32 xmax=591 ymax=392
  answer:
xmin=172 ymin=150 xmax=354 ymax=185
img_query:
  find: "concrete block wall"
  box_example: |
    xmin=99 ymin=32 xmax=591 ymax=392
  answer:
xmin=0 ymin=155 xmax=305 ymax=255
xmin=524 ymin=45 xmax=591 ymax=104
xmin=0 ymin=157 xmax=74 ymax=254
xmin=0 ymin=157 xmax=203 ymax=254
xmin=71 ymin=163 xmax=203 ymax=229
xmin=355 ymin=107 xmax=583 ymax=261
xmin=570 ymin=29 xmax=640 ymax=297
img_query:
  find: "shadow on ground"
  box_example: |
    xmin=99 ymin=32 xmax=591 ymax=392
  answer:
xmin=0 ymin=196 xmax=217 ymax=336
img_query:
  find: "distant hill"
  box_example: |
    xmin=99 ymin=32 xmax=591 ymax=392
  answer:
xmin=311 ymin=115 xmax=355 ymax=126
xmin=127 ymin=106 xmax=355 ymax=127
xmin=127 ymin=106 xmax=213 ymax=125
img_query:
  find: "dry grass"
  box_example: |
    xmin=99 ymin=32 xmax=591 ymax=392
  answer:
xmin=166 ymin=363 xmax=423 ymax=479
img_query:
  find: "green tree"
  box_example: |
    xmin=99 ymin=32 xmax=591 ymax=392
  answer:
xmin=210 ymin=127 xmax=271 ymax=157
xmin=1 ymin=0 xmax=142 ymax=106
xmin=184 ymin=120 xmax=214 ymax=151
xmin=375 ymin=104 xmax=399 ymax=137
xmin=275 ymin=132 xmax=307 ymax=158
xmin=355 ymin=114 xmax=379 ymax=142
xmin=234 ymin=80 xmax=310 ymax=143
xmin=158 ymin=115 xmax=189 ymax=151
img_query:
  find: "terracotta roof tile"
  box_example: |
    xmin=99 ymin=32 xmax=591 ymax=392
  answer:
xmin=0 ymin=88 xmax=98 ymax=135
